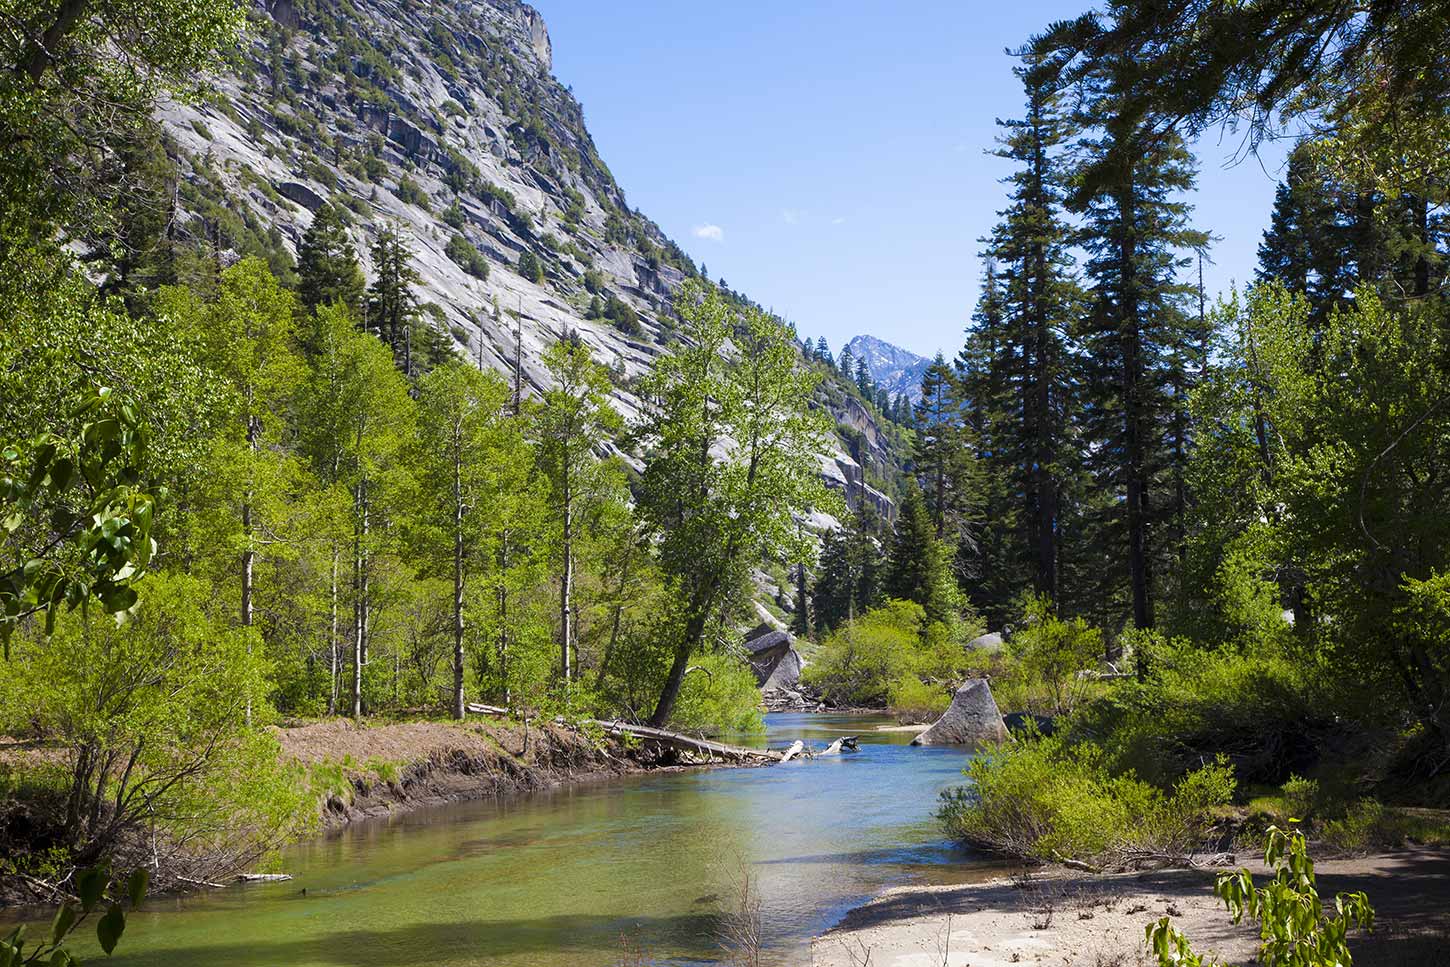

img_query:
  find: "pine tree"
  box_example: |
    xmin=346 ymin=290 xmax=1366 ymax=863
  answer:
xmin=815 ymin=336 xmax=832 ymax=367
xmin=882 ymin=482 xmax=958 ymax=625
xmin=298 ymin=202 xmax=365 ymax=319
xmin=367 ymin=226 xmax=422 ymax=376
xmin=980 ymin=55 xmax=1085 ymax=602
xmin=913 ymin=354 xmax=978 ymax=543
xmin=811 ymin=510 xmax=883 ymax=633
xmin=838 ymin=344 xmax=856 ymax=385
xmin=1069 ymin=43 xmax=1210 ymax=632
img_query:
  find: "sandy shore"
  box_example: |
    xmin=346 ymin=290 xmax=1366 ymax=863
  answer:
xmin=810 ymin=850 xmax=1450 ymax=966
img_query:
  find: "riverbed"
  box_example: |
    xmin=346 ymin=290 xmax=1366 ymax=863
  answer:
xmin=75 ymin=713 xmax=998 ymax=966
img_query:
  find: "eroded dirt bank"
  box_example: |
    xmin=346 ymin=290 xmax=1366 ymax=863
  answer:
xmin=277 ymin=717 xmax=670 ymax=830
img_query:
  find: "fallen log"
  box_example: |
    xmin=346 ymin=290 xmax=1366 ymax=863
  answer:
xmin=237 ymin=873 xmax=292 ymax=883
xmin=588 ymin=719 xmax=781 ymax=763
xmin=465 ymin=703 xmax=783 ymax=763
xmin=779 ymin=739 xmax=805 ymax=762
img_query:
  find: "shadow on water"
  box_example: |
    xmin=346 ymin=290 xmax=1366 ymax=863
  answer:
xmin=103 ymin=912 xmax=728 ymax=967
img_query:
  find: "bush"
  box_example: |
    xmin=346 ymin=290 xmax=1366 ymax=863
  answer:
xmin=396 ymin=175 xmax=430 ymax=211
xmin=803 ymin=599 xmax=928 ymax=708
xmin=517 ymin=248 xmax=544 ymax=284
xmin=0 ymin=573 xmax=313 ymax=878
xmin=1005 ymin=593 xmax=1102 ymax=714
xmin=1281 ymin=774 xmax=1320 ymax=822
xmin=887 ymin=676 xmax=950 ymax=724
xmin=445 ymin=233 xmax=488 ymax=279
xmin=939 ymin=730 xmax=1236 ymax=867
xmin=668 ymin=653 xmax=764 ymax=736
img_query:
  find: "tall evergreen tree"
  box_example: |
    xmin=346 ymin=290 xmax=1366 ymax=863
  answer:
xmin=298 ymin=202 xmax=365 ymax=319
xmin=1069 ymin=41 xmax=1209 ymax=632
xmin=882 ymin=482 xmax=959 ymax=625
xmin=367 ymin=226 xmax=422 ymax=376
xmin=981 ymin=56 xmax=1084 ymax=602
xmin=912 ymin=354 xmax=977 ymax=543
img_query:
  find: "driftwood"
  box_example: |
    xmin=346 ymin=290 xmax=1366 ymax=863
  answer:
xmin=817 ymin=736 xmax=860 ymax=757
xmin=779 ymin=740 xmax=805 ymax=762
xmin=236 ymin=873 xmax=292 ymax=882
xmin=177 ymin=875 xmax=226 ymax=889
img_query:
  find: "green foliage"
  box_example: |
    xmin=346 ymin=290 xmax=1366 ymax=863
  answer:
xmin=1147 ymin=826 xmax=1373 ymax=967
xmin=803 ymin=599 xmax=968 ymax=712
xmin=517 ymin=248 xmax=545 ymax=284
xmin=445 ymin=233 xmax=490 ymax=279
xmin=0 ymin=865 xmax=149 ymax=966
xmin=636 ymin=281 xmax=836 ymax=725
xmin=668 ymin=652 xmax=765 ymax=736
xmin=395 ymin=175 xmax=430 ymax=211
xmin=1004 ymin=592 xmax=1102 ymax=714
xmin=939 ymin=730 xmax=1235 ymax=867
xmin=0 ymin=571 xmax=313 ymax=869
xmin=297 ymin=203 xmax=365 ymax=317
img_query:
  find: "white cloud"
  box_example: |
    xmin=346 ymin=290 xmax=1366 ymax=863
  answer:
xmin=692 ymin=223 xmax=724 ymax=241
xmin=780 ymin=208 xmax=804 ymax=225
xmin=831 ymin=216 xmax=847 ymax=225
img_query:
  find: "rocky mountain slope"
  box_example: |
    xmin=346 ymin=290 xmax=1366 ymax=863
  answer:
xmin=847 ymin=335 xmax=931 ymax=402
xmin=157 ymin=0 xmax=896 ymax=515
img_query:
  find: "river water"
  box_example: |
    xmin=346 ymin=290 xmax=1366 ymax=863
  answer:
xmin=72 ymin=713 xmax=996 ymax=966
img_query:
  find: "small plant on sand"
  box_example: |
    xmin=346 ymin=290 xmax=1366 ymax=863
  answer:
xmin=1146 ymin=825 xmax=1373 ymax=967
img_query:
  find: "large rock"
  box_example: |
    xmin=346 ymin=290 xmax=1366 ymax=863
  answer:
xmin=966 ymin=631 xmax=1004 ymax=653
xmin=743 ymin=624 xmax=803 ymax=691
xmin=911 ymin=679 xmax=1010 ymax=746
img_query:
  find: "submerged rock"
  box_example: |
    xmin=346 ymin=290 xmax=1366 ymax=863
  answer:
xmin=911 ymin=679 xmax=1010 ymax=746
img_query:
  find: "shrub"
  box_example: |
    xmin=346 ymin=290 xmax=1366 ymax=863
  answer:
xmin=1322 ymin=799 xmax=1388 ymax=854
xmin=887 ymin=676 xmax=950 ymax=724
xmin=442 ymin=199 xmax=466 ymax=229
xmin=668 ymin=653 xmax=764 ymax=736
xmin=939 ymin=731 xmax=1236 ymax=867
xmin=396 ymin=175 xmax=430 ymax=211
xmin=1281 ymin=774 xmax=1319 ymax=822
xmin=445 ymin=234 xmax=488 ymax=279
xmin=803 ymin=599 xmax=927 ymax=708
xmin=1006 ymin=593 xmax=1103 ymax=714
xmin=517 ymin=248 xmax=544 ymax=283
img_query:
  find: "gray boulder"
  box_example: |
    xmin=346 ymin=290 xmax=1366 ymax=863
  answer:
xmin=966 ymin=631 xmax=1004 ymax=653
xmin=743 ymin=624 xmax=803 ymax=691
xmin=911 ymin=679 xmax=1010 ymax=746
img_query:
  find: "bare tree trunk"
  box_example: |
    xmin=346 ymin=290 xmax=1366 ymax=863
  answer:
xmin=452 ymin=430 xmax=466 ymax=720
xmin=242 ymin=413 xmax=257 ymax=726
xmin=498 ymin=529 xmax=510 ymax=706
xmin=328 ymin=545 xmax=339 ymax=716
xmin=559 ymin=464 xmax=573 ymax=685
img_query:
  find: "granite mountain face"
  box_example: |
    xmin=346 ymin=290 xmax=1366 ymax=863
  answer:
xmin=845 ymin=335 xmax=931 ymax=402
xmin=157 ymin=0 xmax=897 ymax=515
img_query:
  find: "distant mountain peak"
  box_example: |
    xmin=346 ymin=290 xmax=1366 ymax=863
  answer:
xmin=845 ymin=334 xmax=931 ymax=401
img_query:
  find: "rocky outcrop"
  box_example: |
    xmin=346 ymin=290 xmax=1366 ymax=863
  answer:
xmin=911 ymin=679 xmax=1010 ymax=747
xmin=744 ymin=624 xmax=803 ymax=691
xmin=154 ymin=0 xmax=902 ymax=516
xmin=847 ymin=335 xmax=931 ymax=402
xmin=966 ymin=631 xmax=1004 ymax=653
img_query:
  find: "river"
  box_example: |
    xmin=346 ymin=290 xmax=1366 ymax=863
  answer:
xmin=70 ymin=713 xmax=997 ymax=966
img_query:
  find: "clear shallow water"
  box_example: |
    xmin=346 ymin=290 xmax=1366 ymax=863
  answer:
xmin=46 ymin=714 xmax=995 ymax=966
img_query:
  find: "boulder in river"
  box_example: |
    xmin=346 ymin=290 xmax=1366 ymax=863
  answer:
xmin=911 ymin=679 xmax=1010 ymax=746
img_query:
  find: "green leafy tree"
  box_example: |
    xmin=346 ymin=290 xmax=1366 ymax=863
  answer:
xmin=0 ymin=0 xmax=244 ymax=246
xmin=638 ymin=282 xmax=834 ymax=726
xmin=411 ymin=360 xmax=520 ymax=718
xmin=534 ymin=335 xmax=620 ymax=684
xmin=1006 ymin=592 xmax=1102 ymax=714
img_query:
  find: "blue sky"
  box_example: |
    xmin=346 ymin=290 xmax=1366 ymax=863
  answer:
xmin=540 ymin=1 xmax=1290 ymax=359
